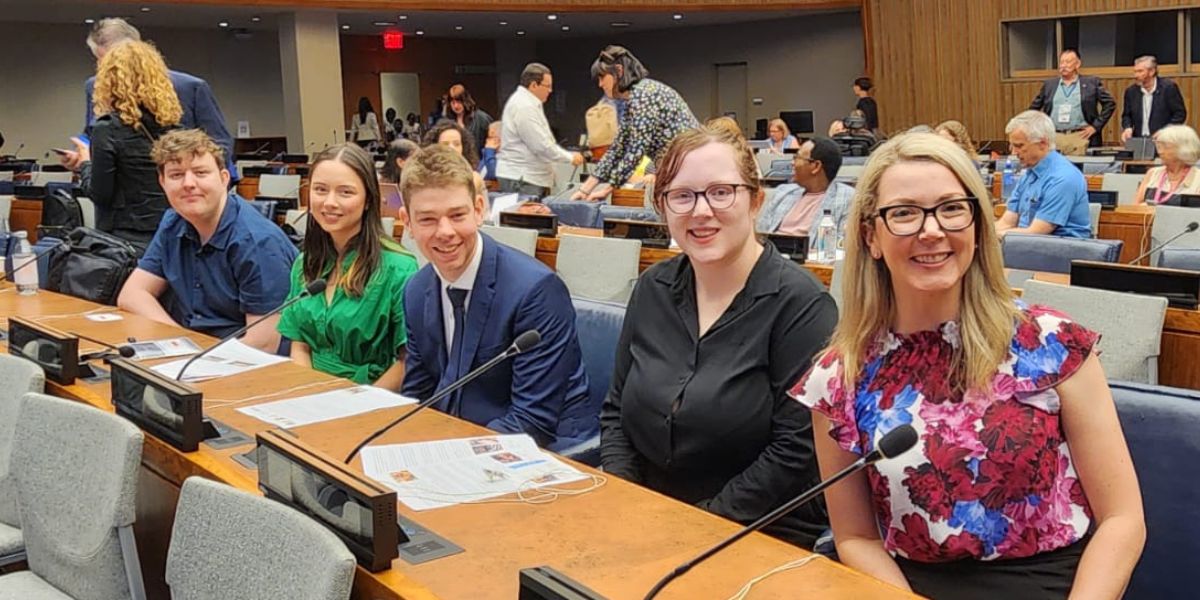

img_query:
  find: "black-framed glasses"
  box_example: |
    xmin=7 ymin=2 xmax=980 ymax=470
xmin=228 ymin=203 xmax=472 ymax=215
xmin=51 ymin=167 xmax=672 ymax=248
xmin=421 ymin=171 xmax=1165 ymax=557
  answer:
xmin=873 ymin=197 xmax=978 ymax=236
xmin=659 ymin=183 xmax=754 ymax=214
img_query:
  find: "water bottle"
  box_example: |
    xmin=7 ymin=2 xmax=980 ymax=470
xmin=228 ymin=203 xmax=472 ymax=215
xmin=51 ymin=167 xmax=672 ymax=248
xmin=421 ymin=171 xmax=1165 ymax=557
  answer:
xmin=816 ymin=209 xmax=837 ymax=264
xmin=1000 ymin=155 xmax=1016 ymax=201
xmin=11 ymin=231 xmax=38 ymax=296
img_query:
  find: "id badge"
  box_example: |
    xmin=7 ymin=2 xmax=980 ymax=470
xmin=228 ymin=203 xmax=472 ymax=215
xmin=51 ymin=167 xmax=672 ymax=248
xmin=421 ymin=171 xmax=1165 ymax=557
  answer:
xmin=1057 ymin=104 xmax=1071 ymax=124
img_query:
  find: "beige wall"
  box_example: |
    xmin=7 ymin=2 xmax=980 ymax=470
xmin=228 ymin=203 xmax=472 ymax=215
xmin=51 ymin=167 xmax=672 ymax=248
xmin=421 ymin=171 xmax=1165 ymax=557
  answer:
xmin=0 ymin=22 xmax=284 ymax=159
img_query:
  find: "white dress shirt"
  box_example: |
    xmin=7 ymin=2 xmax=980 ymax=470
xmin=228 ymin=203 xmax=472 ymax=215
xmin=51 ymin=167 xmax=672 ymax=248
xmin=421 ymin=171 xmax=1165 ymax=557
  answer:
xmin=1141 ymin=79 xmax=1157 ymax=137
xmin=435 ymin=233 xmax=484 ymax=358
xmin=495 ymin=85 xmax=575 ymax=188
xmin=351 ymin=111 xmax=381 ymax=142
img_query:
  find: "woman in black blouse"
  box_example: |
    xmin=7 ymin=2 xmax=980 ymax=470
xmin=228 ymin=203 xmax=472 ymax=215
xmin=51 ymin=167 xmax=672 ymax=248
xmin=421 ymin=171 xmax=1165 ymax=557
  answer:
xmin=600 ymin=122 xmax=837 ymax=548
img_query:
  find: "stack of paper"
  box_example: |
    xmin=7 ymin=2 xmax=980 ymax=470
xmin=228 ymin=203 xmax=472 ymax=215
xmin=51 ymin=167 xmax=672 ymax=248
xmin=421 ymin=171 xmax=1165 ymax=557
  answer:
xmin=150 ymin=339 xmax=289 ymax=382
xmin=361 ymin=434 xmax=588 ymax=511
xmin=238 ymin=385 xmax=417 ymax=428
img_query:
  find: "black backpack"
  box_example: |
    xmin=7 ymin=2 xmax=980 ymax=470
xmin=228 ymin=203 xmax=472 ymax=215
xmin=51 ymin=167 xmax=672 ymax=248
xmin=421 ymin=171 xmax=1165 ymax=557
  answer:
xmin=38 ymin=184 xmax=85 ymax=240
xmin=47 ymin=227 xmax=139 ymax=305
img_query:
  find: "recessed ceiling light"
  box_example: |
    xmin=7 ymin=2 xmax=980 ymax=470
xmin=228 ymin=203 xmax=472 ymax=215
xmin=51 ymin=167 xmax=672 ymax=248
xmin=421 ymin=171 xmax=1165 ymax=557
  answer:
xmin=547 ymin=14 xmax=558 ymax=21
xmin=455 ymin=25 xmax=463 ymax=31
xmin=340 ymin=24 xmax=350 ymax=30
xmin=416 ymin=30 xmax=425 ymax=35
xmin=218 ymin=21 xmax=229 ymax=28
xmin=561 ymin=25 xmax=570 ymax=31
xmin=84 ymin=18 xmax=95 ymax=24
xmin=140 ymin=7 xmax=151 ymax=12
xmin=610 ymin=21 xmax=632 ymax=28
xmin=251 ymin=16 xmax=261 ymax=22
xmin=373 ymin=21 xmax=394 ymax=26
xmin=673 ymin=14 xmax=684 ymax=20
xmin=517 ymin=30 xmax=526 ymax=36
xmin=399 ymin=15 xmax=408 ymax=20
xmin=499 ymin=21 xmax=508 ymax=26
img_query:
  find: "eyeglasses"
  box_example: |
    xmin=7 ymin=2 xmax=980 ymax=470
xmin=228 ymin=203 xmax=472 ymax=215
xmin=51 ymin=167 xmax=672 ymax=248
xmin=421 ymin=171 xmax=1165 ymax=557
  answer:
xmin=873 ymin=197 xmax=978 ymax=236
xmin=659 ymin=183 xmax=753 ymax=214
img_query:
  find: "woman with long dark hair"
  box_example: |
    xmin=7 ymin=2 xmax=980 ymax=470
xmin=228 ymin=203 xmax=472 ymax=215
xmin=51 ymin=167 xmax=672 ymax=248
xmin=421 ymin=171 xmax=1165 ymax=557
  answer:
xmin=277 ymin=143 xmax=418 ymax=388
xmin=443 ymin=83 xmax=493 ymax=152
xmin=380 ymin=139 xmax=419 ymax=185
xmin=422 ymin=119 xmax=480 ymax=169
xmin=349 ymin=96 xmax=381 ymax=149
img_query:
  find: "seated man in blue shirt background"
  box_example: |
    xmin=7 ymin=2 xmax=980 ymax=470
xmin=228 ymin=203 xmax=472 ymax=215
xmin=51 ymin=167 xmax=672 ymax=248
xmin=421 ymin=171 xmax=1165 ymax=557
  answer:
xmin=399 ymin=145 xmax=595 ymax=452
xmin=117 ymin=129 xmax=297 ymax=352
xmin=996 ymin=110 xmax=1092 ymax=239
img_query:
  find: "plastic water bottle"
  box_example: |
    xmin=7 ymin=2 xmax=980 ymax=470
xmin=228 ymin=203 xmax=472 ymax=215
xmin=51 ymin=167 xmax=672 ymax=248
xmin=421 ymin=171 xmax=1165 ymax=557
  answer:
xmin=11 ymin=231 xmax=38 ymax=296
xmin=1000 ymin=155 xmax=1016 ymax=201
xmin=816 ymin=209 xmax=837 ymax=264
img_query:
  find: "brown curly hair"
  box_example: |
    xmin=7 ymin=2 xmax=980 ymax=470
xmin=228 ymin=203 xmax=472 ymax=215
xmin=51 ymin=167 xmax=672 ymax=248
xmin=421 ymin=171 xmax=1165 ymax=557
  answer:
xmin=93 ymin=40 xmax=182 ymax=129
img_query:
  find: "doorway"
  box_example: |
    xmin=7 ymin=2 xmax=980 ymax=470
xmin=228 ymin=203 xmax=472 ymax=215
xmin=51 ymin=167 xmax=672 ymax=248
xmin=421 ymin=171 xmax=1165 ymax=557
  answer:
xmin=380 ymin=72 xmax=421 ymax=136
xmin=714 ymin=62 xmax=749 ymax=137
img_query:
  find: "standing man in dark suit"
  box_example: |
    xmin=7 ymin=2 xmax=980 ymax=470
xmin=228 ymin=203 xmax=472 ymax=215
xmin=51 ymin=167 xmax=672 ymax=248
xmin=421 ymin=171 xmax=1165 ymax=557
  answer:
xmin=399 ymin=145 xmax=595 ymax=452
xmin=1121 ymin=55 xmax=1187 ymax=143
xmin=61 ymin=18 xmax=237 ymax=180
xmin=1029 ymin=49 xmax=1116 ymax=155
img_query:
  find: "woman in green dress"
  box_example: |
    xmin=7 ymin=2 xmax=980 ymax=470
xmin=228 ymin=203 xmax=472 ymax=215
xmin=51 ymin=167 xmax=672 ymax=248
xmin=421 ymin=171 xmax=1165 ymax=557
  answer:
xmin=278 ymin=143 xmax=419 ymax=388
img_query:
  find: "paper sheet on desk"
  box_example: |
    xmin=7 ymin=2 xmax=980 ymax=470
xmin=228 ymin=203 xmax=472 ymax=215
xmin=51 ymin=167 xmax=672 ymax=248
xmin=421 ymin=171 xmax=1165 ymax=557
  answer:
xmin=238 ymin=385 xmax=417 ymax=428
xmin=361 ymin=434 xmax=587 ymax=510
xmin=150 ymin=339 xmax=289 ymax=381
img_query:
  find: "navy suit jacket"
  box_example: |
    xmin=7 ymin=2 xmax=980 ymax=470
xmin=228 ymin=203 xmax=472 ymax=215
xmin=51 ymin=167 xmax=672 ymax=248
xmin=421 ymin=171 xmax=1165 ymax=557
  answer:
xmin=85 ymin=70 xmax=237 ymax=178
xmin=1029 ymin=75 xmax=1117 ymax=147
xmin=1121 ymin=77 xmax=1188 ymax=137
xmin=402 ymin=234 xmax=594 ymax=451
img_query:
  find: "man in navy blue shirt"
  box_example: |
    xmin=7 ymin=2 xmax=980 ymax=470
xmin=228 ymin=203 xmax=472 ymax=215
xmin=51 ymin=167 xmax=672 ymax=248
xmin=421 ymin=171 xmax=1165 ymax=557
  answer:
xmin=61 ymin=18 xmax=237 ymax=180
xmin=117 ymin=130 xmax=296 ymax=352
xmin=996 ymin=110 xmax=1092 ymax=239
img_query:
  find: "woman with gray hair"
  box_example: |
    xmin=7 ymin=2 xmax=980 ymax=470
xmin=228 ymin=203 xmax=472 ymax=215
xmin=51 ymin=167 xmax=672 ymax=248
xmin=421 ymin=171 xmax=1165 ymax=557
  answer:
xmin=1134 ymin=124 xmax=1200 ymax=204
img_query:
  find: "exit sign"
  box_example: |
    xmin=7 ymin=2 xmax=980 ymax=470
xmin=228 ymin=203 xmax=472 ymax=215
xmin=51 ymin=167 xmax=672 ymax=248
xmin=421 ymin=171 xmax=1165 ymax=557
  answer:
xmin=383 ymin=31 xmax=403 ymax=50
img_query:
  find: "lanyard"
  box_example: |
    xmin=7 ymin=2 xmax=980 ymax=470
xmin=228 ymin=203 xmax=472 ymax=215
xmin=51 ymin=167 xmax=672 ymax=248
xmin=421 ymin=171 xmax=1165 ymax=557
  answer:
xmin=1061 ymin=80 xmax=1078 ymax=99
xmin=1154 ymin=167 xmax=1191 ymax=205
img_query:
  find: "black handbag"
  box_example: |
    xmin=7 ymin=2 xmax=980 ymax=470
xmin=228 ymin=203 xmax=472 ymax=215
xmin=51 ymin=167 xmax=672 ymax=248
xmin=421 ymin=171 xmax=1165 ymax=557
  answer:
xmin=47 ymin=227 xmax=139 ymax=305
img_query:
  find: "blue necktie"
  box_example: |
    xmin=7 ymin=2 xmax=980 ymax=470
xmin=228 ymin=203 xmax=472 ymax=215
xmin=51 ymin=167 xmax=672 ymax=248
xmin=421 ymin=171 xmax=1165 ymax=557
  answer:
xmin=446 ymin=287 xmax=469 ymax=415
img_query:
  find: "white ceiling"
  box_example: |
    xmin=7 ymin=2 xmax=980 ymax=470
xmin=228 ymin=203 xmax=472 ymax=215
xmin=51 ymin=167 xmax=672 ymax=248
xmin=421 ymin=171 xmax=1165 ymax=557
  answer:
xmin=0 ymin=0 xmax=850 ymax=40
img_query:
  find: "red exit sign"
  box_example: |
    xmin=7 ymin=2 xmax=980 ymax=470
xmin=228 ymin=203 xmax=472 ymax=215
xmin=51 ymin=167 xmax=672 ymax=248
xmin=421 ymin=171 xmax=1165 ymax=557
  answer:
xmin=382 ymin=31 xmax=403 ymax=50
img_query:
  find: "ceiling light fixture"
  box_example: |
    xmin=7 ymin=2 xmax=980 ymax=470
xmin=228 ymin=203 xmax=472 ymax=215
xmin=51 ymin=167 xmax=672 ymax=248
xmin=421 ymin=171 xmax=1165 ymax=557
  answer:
xmin=140 ymin=7 xmax=151 ymax=12
xmin=251 ymin=16 xmax=261 ymax=22
xmin=416 ymin=29 xmax=425 ymax=35
xmin=341 ymin=24 xmax=350 ymax=30
xmin=399 ymin=15 xmax=408 ymax=20
xmin=455 ymin=25 xmax=463 ymax=31
xmin=547 ymin=14 xmax=558 ymax=21
xmin=611 ymin=21 xmax=632 ymax=28
xmin=673 ymin=14 xmax=684 ymax=20
xmin=517 ymin=30 xmax=526 ymax=36
xmin=561 ymin=25 xmax=570 ymax=31
xmin=499 ymin=21 xmax=508 ymax=26
xmin=373 ymin=21 xmax=394 ymax=26
xmin=218 ymin=21 xmax=229 ymax=28
xmin=84 ymin=18 xmax=95 ymax=24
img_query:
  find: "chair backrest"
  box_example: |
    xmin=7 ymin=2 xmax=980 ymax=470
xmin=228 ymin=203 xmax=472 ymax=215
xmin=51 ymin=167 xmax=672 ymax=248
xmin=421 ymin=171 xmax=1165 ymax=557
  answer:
xmin=258 ymin=174 xmax=302 ymax=199
xmin=1001 ymin=233 xmax=1123 ymax=273
xmin=1157 ymin=247 xmax=1200 ymax=271
xmin=1150 ymin=205 xmax=1200 ymax=253
xmin=235 ymin=160 xmax=269 ymax=172
xmin=29 ymin=171 xmax=73 ymax=186
xmin=245 ymin=199 xmax=277 ymax=220
xmin=399 ymin=229 xmax=428 ymax=268
xmin=166 ymin=477 xmax=355 ymax=600
xmin=1109 ymin=381 xmax=1200 ymax=600
xmin=0 ymin=355 xmax=44 ymax=528
xmin=284 ymin=209 xmax=309 ymax=237
xmin=480 ymin=225 xmax=538 ymax=257
xmin=837 ymin=164 xmax=865 ymax=180
xmin=76 ymin=196 xmax=97 ymax=229
xmin=1021 ymin=280 xmax=1166 ymax=383
xmin=556 ymin=234 xmax=641 ymax=304
xmin=13 ymin=393 xmax=144 ymax=600
xmin=1088 ymin=203 xmax=1101 ymax=238
xmin=1101 ymin=172 xmax=1145 ymax=206
xmin=570 ymin=297 xmax=626 ymax=419
xmin=829 ymin=259 xmax=845 ymax=309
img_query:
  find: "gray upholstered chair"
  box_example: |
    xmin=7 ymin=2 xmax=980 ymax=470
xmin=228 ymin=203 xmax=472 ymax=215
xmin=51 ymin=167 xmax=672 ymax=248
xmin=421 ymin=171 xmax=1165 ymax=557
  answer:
xmin=1149 ymin=205 xmax=1200 ymax=260
xmin=165 ymin=477 xmax=355 ymax=600
xmin=557 ymin=297 xmax=627 ymax=465
xmin=1001 ymin=233 xmax=1123 ymax=273
xmin=480 ymin=225 xmax=538 ymax=257
xmin=1088 ymin=203 xmax=1101 ymax=238
xmin=0 ymin=393 xmax=145 ymax=599
xmin=1101 ymin=172 xmax=1145 ymax=206
xmin=1021 ymin=280 xmax=1167 ymax=384
xmin=1158 ymin=248 xmax=1200 ymax=271
xmin=556 ymin=234 xmax=641 ymax=304
xmin=0 ymin=355 xmax=45 ymax=568
xmin=829 ymin=259 xmax=845 ymax=310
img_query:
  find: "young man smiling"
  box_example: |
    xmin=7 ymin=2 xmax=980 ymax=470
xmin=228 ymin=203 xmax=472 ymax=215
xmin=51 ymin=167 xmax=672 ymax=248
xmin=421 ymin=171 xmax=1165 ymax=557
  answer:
xmin=398 ymin=145 xmax=594 ymax=451
xmin=117 ymin=129 xmax=297 ymax=352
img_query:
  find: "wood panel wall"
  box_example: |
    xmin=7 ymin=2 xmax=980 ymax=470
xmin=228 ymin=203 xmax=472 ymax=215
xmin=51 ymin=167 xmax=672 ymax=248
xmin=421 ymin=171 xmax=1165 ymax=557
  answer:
xmin=185 ymin=0 xmax=854 ymax=10
xmin=867 ymin=0 xmax=1200 ymax=143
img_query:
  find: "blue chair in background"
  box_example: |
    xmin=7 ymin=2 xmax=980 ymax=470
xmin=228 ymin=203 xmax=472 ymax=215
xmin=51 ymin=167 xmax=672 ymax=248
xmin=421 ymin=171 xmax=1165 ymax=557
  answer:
xmin=244 ymin=199 xmax=278 ymax=221
xmin=554 ymin=297 xmax=626 ymax=466
xmin=1157 ymin=248 xmax=1200 ymax=271
xmin=1001 ymin=233 xmax=1122 ymax=273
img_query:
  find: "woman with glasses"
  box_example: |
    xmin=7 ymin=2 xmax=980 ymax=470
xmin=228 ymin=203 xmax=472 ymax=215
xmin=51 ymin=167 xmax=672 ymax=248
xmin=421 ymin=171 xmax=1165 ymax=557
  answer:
xmin=600 ymin=123 xmax=837 ymax=549
xmin=791 ymin=133 xmax=1144 ymax=599
xmin=571 ymin=45 xmax=699 ymax=201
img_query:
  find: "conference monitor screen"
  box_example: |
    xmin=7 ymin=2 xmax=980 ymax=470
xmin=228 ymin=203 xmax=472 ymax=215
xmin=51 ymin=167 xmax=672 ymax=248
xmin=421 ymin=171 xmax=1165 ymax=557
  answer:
xmin=761 ymin=233 xmax=809 ymax=263
xmin=1163 ymin=194 xmax=1200 ymax=208
xmin=779 ymin=110 xmax=815 ymax=136
xmin=603 ymin=218 xmax=670 ymax=249
xmin=257 ymin=430 xmax=402 ymax=572
xmin=1071 ymin=260 xmax=1200 ymax=309
xmin=109 ymin=357 xmax=207 ymax=452
xmin=499 ymin=211 xmax=558 ymax=237
xmin=1087 ymin=190 xmax=1119 ymax=209
xmin=7 ymin=316 xmax=80 ymax=385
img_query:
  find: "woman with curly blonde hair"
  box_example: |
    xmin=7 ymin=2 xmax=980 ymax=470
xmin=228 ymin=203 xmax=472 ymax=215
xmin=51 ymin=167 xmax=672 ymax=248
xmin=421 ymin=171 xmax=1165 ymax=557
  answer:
xmin=72 ymin=40 xmax=181 ymax=247
xmin=935 ymin=120 xmax=977 ymax=159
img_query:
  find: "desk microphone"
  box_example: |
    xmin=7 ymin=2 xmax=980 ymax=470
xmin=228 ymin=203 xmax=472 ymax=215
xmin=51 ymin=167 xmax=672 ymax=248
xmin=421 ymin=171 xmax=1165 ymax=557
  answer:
xmin=250 ymin=141 xmax=272 ymax=156
xmin=1129 ymin=221 xmax=1199 ymax=265
xmin=642 ymin=424 xmax=919 ymax=600
xmin=4 ymin=239 xmax=66 ymax=283
xmin=343 ymin=329 xmax=541 ymax=463
xmin=71 ymin=332 xmax=136 ymax=362
xmin=173 ymin=278 xmax=326 ymax=380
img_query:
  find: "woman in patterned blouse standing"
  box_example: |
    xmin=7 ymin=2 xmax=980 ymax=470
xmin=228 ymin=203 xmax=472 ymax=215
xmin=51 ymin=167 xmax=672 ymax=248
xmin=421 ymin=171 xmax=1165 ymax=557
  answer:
xmin=572 ymin=45 xmax=699 ymax=201
xmin=790 ymin=133 xmax=1144 ymax=599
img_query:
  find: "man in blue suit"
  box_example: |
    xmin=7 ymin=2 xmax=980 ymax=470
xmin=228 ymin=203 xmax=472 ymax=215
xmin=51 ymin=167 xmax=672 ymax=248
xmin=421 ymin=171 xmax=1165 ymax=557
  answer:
xmin=63 ymin=18 xmax=237 ymax=179
xmin=399 ymin=145 xmax=594 ymax=451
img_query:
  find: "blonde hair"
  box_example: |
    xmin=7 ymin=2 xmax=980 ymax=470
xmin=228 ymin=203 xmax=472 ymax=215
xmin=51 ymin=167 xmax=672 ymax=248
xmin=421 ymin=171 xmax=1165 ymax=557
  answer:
xmin=400 ymin=144 xmax=478 ymax=203
xmin=828 ymin=133 xmax=1017 ymax=392
xmin=93 ymin=40 xmax=182 ymax=129
xmin=1153 ymin=124 xmax=1200 ymax=164
xmin=768 ymin=118 xmax=792 ymax=138
xmin=151 ymin=129 xmax=225 ymax=173
xmin=935 ymin=120 xmax=976 ymax=157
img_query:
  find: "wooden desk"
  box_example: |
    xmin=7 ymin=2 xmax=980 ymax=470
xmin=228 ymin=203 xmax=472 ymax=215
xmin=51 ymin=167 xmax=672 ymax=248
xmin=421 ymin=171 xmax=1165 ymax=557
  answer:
xmin=1 ymin=290 xmax=915 ymax=600
xmin=10 ymin=198 xmax=41 ymax=241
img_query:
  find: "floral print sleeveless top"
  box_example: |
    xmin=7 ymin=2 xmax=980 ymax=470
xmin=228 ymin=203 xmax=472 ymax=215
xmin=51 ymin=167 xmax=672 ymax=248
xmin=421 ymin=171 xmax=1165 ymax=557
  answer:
xmin=790 ymin=304 xmax=1098 ymax=562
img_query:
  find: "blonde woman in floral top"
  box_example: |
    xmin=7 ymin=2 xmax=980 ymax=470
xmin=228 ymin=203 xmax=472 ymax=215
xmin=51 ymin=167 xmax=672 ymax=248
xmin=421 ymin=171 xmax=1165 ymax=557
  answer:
xmin=572 ymin=45 xmax=698 ymax=201
xmin=791 ymin=133 xmax=1144 ymax=599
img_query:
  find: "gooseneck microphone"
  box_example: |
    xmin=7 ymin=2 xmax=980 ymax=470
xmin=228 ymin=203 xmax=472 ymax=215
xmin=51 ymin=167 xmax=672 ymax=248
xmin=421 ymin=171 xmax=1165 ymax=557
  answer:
xmin=71 ymin=332 xmax=136 ymax=362
xmin=1129 ymin=221 xmax=1199 ymax=265
xmin=174 ymin=278 xmax=326 ymax=381
xmin=343 ymin=329 xmax=541 ymax=463
xmin=4 ymin=239 xmax=66 ymax=283
xmin=642 ymin=424 xmax=920 ymax=600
